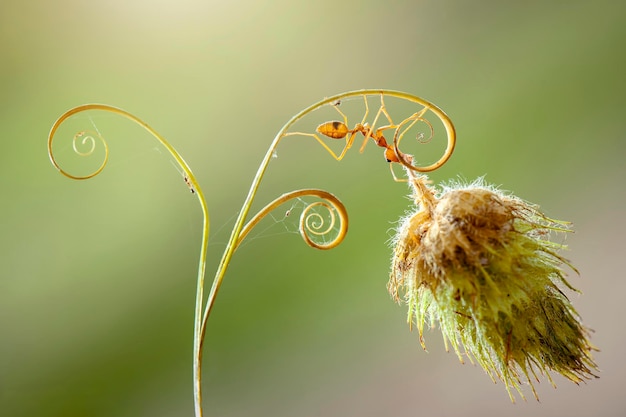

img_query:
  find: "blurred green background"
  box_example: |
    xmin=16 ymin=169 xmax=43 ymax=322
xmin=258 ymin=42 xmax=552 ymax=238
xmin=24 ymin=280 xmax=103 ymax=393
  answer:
xmin=1 ymin=1 xmax=624 ymax=416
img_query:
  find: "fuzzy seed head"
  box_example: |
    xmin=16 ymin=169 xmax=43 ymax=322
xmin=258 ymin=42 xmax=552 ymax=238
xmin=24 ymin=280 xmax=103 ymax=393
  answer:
xmin=389 ymin=177 xmax=598 ymax=401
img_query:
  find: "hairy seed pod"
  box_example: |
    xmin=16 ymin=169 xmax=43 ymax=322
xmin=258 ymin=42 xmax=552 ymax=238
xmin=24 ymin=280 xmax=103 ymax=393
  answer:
xmin=389 ymin=177 xmax=598 ymax=401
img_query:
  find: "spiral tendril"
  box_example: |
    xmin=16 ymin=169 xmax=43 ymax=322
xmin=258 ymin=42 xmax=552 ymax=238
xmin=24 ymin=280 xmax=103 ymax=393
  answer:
xmin=414 ymin=118 xmax=435 ymax=144
xmin=300 ymin=201 xmax=342 ymax=249
xmin=72 ymin=130 xmax=103 ymax=157
xmin=236 ymin=189 xmax=348 ymax=251
xmin=393 ymin=106 xmax=455 ymax=173
xmin=48 ymin=103 xmax=208 ymax=417
xmin=302 ymin=202 xmax=335 ymax=235
xmin=49 ymin=113 xmax=110 ymax=180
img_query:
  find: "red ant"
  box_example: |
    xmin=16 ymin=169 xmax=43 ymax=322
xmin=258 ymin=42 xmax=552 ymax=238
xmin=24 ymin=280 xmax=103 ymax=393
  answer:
xmin=284 ymin=94 xmax=454 ymax=178
xmin=313 ymin=95 xmax=406 ymax=164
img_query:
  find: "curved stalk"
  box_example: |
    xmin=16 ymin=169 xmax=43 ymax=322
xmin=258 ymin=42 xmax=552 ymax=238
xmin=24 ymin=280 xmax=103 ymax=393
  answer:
xmin=47 ymin=104 xmax=210 ymax=417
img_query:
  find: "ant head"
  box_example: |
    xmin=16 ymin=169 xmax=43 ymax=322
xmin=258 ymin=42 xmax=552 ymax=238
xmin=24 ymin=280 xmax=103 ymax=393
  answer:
xmin=385 ymin=147 xmax=400 ymax=163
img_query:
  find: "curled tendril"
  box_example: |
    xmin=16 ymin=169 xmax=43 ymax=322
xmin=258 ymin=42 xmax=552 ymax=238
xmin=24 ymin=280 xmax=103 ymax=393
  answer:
xmin=300 ymin=201 xmax=337 ymax=246
xmin=49 ymin=115 xmax=110 ymax=180
xmin=235 ymin=189 xmax=348 ymax=251
xmin=48 ymin=103 xmax=208 ymax=417
xmin=413 ymin=118 xmax=435 ymax=144
xmin=392 ymin=113 xmax=436 ymax=165
xmin=393 ymin=106 xmax=454 ymax=173
xmin=72 ymin=130 xmax=106 ymax=157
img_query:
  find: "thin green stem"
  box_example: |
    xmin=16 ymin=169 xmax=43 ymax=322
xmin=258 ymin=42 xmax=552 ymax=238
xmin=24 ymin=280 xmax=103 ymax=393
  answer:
xmin=48 ymin=104 xmax=210 ymax=417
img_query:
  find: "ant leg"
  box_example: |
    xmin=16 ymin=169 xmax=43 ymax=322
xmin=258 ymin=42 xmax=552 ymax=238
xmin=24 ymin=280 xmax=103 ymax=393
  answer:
xmin=360 ymin=94 xmax=370 ymax=126
xmin=378 ymin=93 xmax=394 ymax=126
xmin=389 ymin=162 xmax=408 ymax=182
xmin=282 ymin=131 xmax=345 ymax=161
xmin=318 ymin=94 xmax=369 ymax=160
xmin=335 ymin=131 xmax=356 ymax=160
xmin=331 ymin=100 xmax=350 ymax=127
xmin=283 ymin=99 xmax=357 ymax=162
xmin=328 ymin=99 xmax=355 ymax=158
xmin=359 ymin=93 xmax=396 ymax=153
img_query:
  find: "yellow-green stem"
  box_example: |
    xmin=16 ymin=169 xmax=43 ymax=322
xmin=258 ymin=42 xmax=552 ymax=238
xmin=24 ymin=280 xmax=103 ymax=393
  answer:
xmin=47 ymin=104 xmax=210 ymax=417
